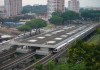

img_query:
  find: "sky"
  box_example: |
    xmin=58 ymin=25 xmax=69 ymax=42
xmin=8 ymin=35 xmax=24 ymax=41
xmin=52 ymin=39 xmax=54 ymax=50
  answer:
xmin=0 ymin=0 xmax=100 ymax=7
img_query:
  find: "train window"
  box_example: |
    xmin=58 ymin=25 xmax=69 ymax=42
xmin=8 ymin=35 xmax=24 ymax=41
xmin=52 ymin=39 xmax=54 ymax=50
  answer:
xmin=54 ymin=49 xmax=57 ymax=51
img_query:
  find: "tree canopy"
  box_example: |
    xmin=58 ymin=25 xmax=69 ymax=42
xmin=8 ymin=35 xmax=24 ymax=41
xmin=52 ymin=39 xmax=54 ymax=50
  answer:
xmin=49 ymin=16 xmax=63 ymax=25
xmin=18 ymin=25 xmax=31 ymax=32
xmin=52 ymin=12 xmax=62 ymax=17
xmin=18 ymin=19 xmax=47 ymax=34
xmin=32 ymin=19 xmax=47 ymax=29
xmin=34 ymin=61 xmax=85 ymax=70
xmin=67 ymin=40 xmax=100 ymax=70
xmin=81 ymin=10 xmax=100 ymax=21
xmin=49 ymin=11 xmax=79 ymax=25
xmin=22 ymin=5 xmax=47 ymax=14
xmin=62 ymin=11 xmax=79 ymax=21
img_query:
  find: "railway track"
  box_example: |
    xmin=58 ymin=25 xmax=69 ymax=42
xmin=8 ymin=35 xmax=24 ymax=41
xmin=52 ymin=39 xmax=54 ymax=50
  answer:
xmin=0 ymin=49 xmax=16 ymax=59
xmin=23 ymin=54 xmax=53 ymax=70
xmin=22 ymin=24 xmax=100 ymax=70
xmin=24 ymin=46 xmax=68 ymax=70
xmin=0 ymin=52 xmax=35 ymax=70
xmin=41 ymin=48 xmax=67 ymax=65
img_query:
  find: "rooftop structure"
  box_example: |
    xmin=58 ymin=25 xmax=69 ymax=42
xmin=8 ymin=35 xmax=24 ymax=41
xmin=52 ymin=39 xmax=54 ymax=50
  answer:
xmin=11 ymin=25 xmax=88 ymax=48
xmin=3 ymin=23 xmax=98 ymax=55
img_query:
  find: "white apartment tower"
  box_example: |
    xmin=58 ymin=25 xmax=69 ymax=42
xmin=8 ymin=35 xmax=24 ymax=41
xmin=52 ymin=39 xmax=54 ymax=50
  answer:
xmin=47 ymin=0 xmax=65 ymax=19
xmin=68 ymin=0 xmax=80 ymax=13
xmin=4 ymin=0 xmax=22 ymax=17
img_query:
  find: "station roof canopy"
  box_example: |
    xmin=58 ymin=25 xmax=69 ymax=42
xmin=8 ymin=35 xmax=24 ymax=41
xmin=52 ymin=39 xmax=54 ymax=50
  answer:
xmin=12 ymin=25 xmax=88 ymax=48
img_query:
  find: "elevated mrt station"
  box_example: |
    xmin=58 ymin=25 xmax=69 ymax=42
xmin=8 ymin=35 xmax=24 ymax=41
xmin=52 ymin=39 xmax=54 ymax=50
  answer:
xmin=10 ymin=24 xmax=99 ymax=55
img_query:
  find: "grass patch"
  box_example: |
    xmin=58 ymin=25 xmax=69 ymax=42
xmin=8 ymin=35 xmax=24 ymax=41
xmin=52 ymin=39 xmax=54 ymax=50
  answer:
xmin=44 ymin=23 xmax=55 ymax=30
xmin=88 ymin=34 xmax=100 ymax=45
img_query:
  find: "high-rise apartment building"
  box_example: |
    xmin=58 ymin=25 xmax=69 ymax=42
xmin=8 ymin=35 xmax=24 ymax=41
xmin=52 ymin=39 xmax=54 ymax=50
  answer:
xmin=0 ymin=6 xmax=6 ymax=18
xmin=47 ymin=0 xmax=65 ymax=19
xmin=4 ymin=0 xmax=22 ymax=17
xmin=68 ymin=0 xmax=80 ymax=13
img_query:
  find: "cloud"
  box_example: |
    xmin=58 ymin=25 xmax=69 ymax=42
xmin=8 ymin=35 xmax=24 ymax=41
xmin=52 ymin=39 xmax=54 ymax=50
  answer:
xmin=0 ymin=0 xmax=100 ymax=7
xmin=23 ymin=0 xmax=47 ymax=6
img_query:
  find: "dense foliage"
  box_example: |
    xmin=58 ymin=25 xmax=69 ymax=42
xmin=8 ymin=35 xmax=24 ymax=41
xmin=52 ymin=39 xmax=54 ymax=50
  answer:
xmin=35 ymin=61 xmax=85 ymax=70
xmin=81 ymin=10 xmax=100 ymax=21
xmin=67 ymin=40 xmax=100 ymax=70
xmin=49 ymin=11 xmax=79 ymax=25
xmin=18 ymin=19 xmax=47 ymax=35
xmin=35 ymin=28 xmax=100 ymax=70
xmin=35 ymin=40 xmax=100 ymax=70
xmin=49 ymin=10 xmax=100 ymax=25
xmin=62 ymin=11 xmax=79 ymax=21
xmin=22 ymin=5 xmax=47 ymax=14
xmin=18 ymin=25 xmax=31 ymax=32
xmin=49 ymin=16 xmax=63 ymax=25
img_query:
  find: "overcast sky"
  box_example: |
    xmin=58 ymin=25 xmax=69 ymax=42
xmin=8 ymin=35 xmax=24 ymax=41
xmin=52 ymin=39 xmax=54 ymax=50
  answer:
xmin=0 ymin=0 xmax=100 ymax=7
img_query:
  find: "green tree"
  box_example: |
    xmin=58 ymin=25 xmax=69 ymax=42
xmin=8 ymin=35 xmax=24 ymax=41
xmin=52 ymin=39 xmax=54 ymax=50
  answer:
xmin=67 ymin=40 xmax=100 ymax=70
xmin=49 ymin=16 xmax=63 ymax=26
xmin=47 ymin=61 xmax=56 ymax=70
xmin=18 ymin=25 xmax=31 ymax=37
xmin=55 ymin=63 xmax=85 ymax=70
xmin=12 ymin=16 xmax=21 ymax=22
xmin=33 ymin=19 xmax=47 ymax=33
xmin=26 ymin=19 xmax=47 ymax=34
xmin=22 ymin=5 xmax=47 ymax=15
xmin=35 ymin=64 xmax=45 ymax=70
xmin=18 ymin=25 xmax=31 ymax=32
xmin=62 ymin=11 xmax=79 ymax=20
xmin=22 ymin=5 xmax=32 ymax=14
xmin=97 ymin=28 xmax=100 ymax=34
xmin=52 ymin=12 xmax=62 ymax=17
xmin=32 ymin=5 xmax=47 ymax=14
xmin=62 ymin=11 xmax=79 ymax=24
xmin=81 ymin=10 xmax=100 ymax=21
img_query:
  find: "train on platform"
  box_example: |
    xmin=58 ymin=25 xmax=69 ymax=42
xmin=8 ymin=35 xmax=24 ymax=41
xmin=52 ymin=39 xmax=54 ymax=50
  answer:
xmin=53 ymin=24 xmax=99 ymax=53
